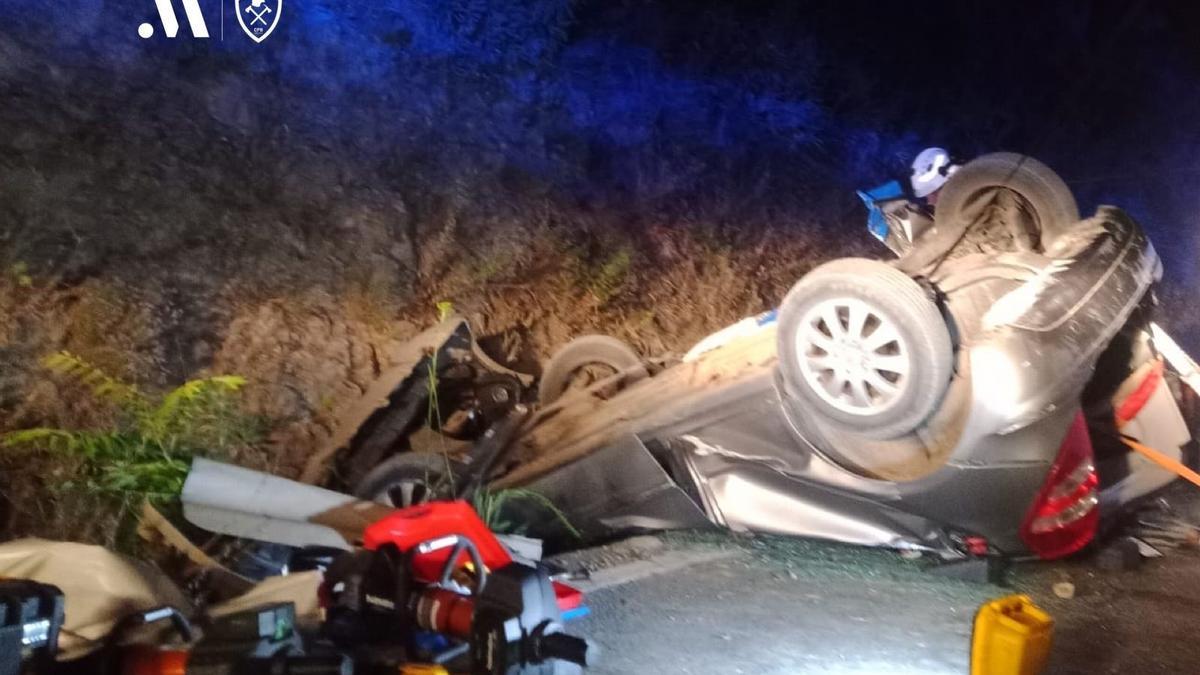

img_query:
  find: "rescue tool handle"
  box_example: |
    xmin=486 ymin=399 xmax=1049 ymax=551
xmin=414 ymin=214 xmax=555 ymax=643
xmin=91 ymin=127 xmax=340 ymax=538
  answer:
xmin=114 ymin=605 xmax=195 ymax=644
xmin=418 ymin=533 xmax=488 ymax=592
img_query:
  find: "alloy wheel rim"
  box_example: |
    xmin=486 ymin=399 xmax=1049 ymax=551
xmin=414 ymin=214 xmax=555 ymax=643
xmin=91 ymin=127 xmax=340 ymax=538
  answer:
xmin=377 ymin=479 xmax=432 ymax=508
xmin=795 ymin=297 xmax=911 ymax=416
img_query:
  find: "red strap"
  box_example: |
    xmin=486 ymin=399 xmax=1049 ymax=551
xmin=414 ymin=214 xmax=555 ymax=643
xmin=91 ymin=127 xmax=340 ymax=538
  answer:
xmin=1114 ymin=359 xmax=1164 ymax=428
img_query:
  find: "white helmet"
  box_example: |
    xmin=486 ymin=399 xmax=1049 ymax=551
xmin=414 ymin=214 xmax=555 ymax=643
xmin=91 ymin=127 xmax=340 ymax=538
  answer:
xmin=910 ymin=147 xmax=955 ymax=198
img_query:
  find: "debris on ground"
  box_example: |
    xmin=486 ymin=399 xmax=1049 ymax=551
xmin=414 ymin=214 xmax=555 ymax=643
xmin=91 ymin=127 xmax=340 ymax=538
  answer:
xmin=1132 ymin=509 xmax=1200 ymax=550
xmin=1052 ymin=581 xmax=1076 ymax=599
xmin=1095 ymin=537 xmax=1147 ymax=572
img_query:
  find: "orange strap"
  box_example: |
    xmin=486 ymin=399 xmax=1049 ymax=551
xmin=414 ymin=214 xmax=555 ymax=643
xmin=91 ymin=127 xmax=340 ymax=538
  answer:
xmin=1112 ymin=358 xmax=1200 ymax=489
xmin=1121 ymin=437 xmax=1200 ymax=490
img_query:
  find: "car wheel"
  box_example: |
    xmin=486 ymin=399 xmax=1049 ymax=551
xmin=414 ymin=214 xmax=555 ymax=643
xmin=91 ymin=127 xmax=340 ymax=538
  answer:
xmin=934 ymin=152 xmax=1080 ymax=252
xmin=353 ymin=452 xmax=465 ymax=507
xmin=538 ymin=334 xmax=648 ymax=406
xmin=777 ymin=258 xmax=953 ymax=439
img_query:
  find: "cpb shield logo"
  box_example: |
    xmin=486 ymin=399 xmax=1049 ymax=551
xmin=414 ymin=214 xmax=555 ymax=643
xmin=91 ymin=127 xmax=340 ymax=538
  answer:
xmin=236 ymin=0 xmax=281 ymax=43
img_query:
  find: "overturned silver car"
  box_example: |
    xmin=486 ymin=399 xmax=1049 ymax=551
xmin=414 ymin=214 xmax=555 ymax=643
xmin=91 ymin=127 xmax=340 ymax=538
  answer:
xmin=286 ymin=153 xmax=1195 ymax=565
xmin=482 ymin=153 xmax=1195 ymax=561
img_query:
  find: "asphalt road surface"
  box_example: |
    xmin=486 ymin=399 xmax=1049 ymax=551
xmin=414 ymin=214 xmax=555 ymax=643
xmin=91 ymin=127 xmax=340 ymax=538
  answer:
xmin=564 ymin=483 xmax=1200 ymax=675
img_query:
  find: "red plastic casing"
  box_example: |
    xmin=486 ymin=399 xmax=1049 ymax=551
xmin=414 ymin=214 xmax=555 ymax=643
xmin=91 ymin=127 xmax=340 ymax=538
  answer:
xmin=362 ymin=500 xmax=513 ymax=581
xmin=361 ymin=499 xmax=582 ymax=611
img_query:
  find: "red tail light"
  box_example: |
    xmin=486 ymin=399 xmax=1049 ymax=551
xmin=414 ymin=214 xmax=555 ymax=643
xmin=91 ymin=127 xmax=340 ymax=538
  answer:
xmin=1020 ymin=412 xmax=1099 ymax=559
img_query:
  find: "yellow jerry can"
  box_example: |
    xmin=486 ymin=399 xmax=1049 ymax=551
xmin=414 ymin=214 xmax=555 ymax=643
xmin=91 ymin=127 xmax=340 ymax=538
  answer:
xmin=971 ymin=594 xmax=1054 ymax=675
xmin=399 ymin=665 xmax=451 ymax=675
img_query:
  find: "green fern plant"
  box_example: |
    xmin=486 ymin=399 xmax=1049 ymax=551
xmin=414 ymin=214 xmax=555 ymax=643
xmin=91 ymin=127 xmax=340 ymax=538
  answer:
xmin=2 ymin=351 xmax=261 ymax=500
xmin=472 ymin=488 xmax=580 ymax=538
xmin=8 ymin=261 xmax=33 ymax=288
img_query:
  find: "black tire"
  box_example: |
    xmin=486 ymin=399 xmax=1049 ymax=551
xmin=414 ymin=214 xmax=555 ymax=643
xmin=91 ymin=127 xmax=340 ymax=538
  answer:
xmin=538 ymin=335 xmax=648 ymax=406
xmin=353 ymin=452 xmax=466 ymax=507
xmin=934 ymin=152 xmax=1080 ymax=252
xmin=229 ymin=541 xmax=294 ymax=580
xmin=777 ymin=258 xmax=953 ymax=440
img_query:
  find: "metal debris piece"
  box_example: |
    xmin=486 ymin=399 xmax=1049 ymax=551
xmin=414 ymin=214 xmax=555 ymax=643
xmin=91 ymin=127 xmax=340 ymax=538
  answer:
xmin=1131 ymin=507 xmax=1200 ymax=549
xmin=1129 ymin=537 xmax=1165 ymax=558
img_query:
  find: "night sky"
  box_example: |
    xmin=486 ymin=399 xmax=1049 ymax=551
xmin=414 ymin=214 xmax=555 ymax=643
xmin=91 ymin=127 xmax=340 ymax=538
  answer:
xmin=1 ymin=1 xmax=1199 ymax=275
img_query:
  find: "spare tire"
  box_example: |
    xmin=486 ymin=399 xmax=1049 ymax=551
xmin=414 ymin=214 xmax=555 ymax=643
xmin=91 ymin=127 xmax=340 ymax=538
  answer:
xmin=538 ymin=335 xmax=648 ymax=406
xmin=934 ymin=152 xmax=1080 ymax=252
xmin=777 ymin=258 xmax=953 ymax=440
